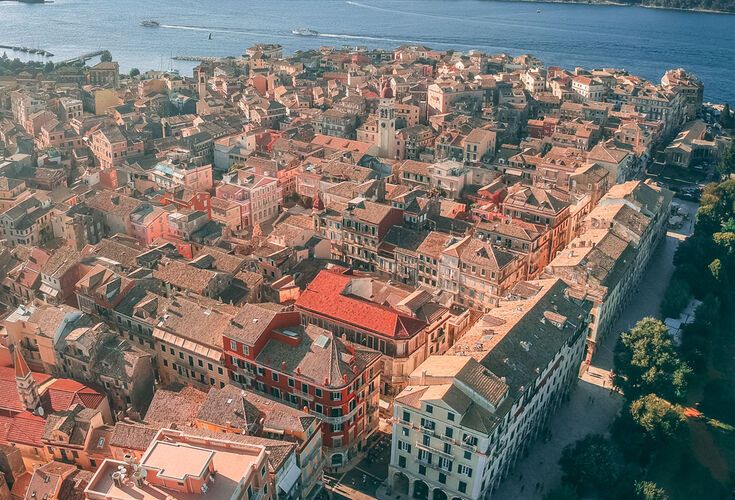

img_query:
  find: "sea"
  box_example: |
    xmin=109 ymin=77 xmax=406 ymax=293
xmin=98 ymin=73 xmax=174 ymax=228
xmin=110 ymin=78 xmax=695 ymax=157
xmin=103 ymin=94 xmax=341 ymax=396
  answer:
xmin=1 ymin=0 xmax=733 ymax=103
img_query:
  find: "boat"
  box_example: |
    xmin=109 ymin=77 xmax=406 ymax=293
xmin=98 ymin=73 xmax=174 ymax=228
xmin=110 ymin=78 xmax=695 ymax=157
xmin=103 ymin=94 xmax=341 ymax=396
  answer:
xmin=292 ymin=28 xmax=319 ymax=37
xmin=140 ymin=20 xmax=160 ymax=28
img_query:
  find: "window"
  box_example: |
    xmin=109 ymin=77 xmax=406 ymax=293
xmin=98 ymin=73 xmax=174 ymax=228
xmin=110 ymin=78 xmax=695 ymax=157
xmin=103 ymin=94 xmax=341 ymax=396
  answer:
xmin=230 ymin=340 xmax=237 ymax=351
xmin=438 ymin=456 xmax=453 ymax=471
xmin=418 ymin=464 xmax=426 ymax=476
xmin=301 ymin=383 xmax=309 ymax=393
xmin=458 ymin=464 xmax=473 ymax=477
xmin=422 ymin=434 xmax=431 ymax=446
xmin=288 ymin=378 xmax=295 ymax=387
xmin=331 ymin=391 xmax=341 ymax=401
xmin=445 ymin=426 xmax=454 ymax=439
xmin=463 ymin=433 xmax=478 ymax=447
xmin=425 ymin=403 xmax=433 ymax=414
xmin=418 ymin=449 xmax=432 ymax=464
xmin=443 ymin=442 xmax=452 ymax=455
xmin=315 ymin=388 xmax=323 ymax=398
xmin=160 ymin=344 xmax=166 ymax=352
xmin=439 ymin=472 xmax=447 ymax=484
xmin=464 ymin=450 xmax=472 ymax=460
xmin=398 ymin=440 xmax=412 ymax=453
xmin=398 ymin=455 xmax=406 ymax=468
xmin=459 ymin=481 xmax=467 ymax=494
xmin=420 ymin=417 xmax=435 ymax=431
xmin=401 ymin=427 xmax=409 ymax=437
xmin=272 ymin=372 xmax=279 ymax=382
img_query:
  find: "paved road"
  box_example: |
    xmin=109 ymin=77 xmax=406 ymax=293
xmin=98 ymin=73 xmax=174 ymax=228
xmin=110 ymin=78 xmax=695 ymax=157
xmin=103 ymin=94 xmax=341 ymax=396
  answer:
xmin=492 ymin=200 xmax=697 ymax=500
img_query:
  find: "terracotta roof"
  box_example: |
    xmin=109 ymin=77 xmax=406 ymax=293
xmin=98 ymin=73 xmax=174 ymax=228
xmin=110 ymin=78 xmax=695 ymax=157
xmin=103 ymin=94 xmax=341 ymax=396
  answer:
xmin=256 ymin=324 xmax=380 ymax=389
xmin=295 ymin=269 xmax=427 ymax=339
xmin=144 ymin=385 xmax=207 ymax=428
xmin=44 ymin=379 xmax=107 ymax=413
xmin=6 ymin=411 xmax=45 ymax=447
xmin=109 ymin=422 xmax=159 ymax=451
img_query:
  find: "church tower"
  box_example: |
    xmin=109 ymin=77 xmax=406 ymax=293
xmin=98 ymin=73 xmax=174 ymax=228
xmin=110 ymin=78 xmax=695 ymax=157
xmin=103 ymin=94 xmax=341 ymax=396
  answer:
xmin=14 ymin=349 xmax=40 ymax=412
xmin=377 ymin=77 xmax=397 ymax=159
xmin=196 ymin=65 xmax=208 ymax=100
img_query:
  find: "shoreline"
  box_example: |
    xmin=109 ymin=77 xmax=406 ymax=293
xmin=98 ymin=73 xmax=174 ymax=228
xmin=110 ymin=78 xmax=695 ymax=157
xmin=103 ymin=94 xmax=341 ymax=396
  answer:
xmin=482 ymin=0 xmax=735 ymax=14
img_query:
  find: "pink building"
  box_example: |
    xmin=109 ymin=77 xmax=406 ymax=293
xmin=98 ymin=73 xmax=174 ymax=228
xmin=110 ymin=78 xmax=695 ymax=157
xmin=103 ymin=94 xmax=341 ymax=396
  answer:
xmin=150 ymin=160 xmax=214 ymax=192
xmin=85 ymin=428 xmax=272 ymax=500
xmin=215 ymin=170 xmax=281 ymax=228
xmin=128 ymin=204 xmax=169 ymax=246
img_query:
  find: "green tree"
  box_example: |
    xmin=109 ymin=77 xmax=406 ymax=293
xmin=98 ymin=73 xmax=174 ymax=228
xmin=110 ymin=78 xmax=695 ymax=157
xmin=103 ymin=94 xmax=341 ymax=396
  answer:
xmin=100 ymin=51 xmax=113 ymax=62
xmin=635 ymin=480 xmax=669 ymax=500
xmin=559 ymin=434 xmax=618 ymax=495
xmin=129 ymin=68 xmax=140 ymax=77
xmin=630 ymin=394 xmax=685 ymax=442
xmin=614 ymin=317 xmax=691 ymax=401
xmin=717 ymin=142 xmax=735 ymax=179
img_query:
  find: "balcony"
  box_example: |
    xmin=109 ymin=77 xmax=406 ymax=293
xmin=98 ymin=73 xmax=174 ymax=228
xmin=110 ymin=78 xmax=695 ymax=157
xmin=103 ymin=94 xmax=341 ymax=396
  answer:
xmin=311 ymin=403 xmax=361 ymax=425
xmin=416 ymin=441 xmax=453 ymax=459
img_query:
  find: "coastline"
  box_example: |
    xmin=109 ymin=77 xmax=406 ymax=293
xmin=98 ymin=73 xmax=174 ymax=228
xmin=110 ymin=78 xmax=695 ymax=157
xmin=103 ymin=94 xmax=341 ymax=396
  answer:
xmin=486 ymin=0 xmax=734 ymax=14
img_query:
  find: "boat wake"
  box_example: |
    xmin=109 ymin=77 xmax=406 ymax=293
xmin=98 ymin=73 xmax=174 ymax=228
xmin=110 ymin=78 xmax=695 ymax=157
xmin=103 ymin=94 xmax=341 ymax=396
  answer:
xmin=318 ymin=32 xmax=424 ymax=45
xmin=159 ymin=24 xmax=283 ymax=39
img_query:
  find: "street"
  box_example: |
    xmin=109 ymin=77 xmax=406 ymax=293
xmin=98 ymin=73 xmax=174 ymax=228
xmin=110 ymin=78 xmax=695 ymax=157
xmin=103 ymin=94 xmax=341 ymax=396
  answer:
xmin=492 ymin=198 xmax=697 ymax=500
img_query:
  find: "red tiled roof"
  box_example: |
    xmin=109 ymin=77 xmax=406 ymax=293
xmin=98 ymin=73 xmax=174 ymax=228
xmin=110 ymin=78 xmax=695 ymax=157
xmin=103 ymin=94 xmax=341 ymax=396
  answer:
xmin=0 ymin=415 xmax=13 ymax=443
xmin=0 ymin=367 xmax=51 ymax=414
xmin=6 ymin=411 xmax=45 ymax=447
xmin=295 ymin=269 xmax=426 ymax=339
xmin=45 ymin=379 xmax=106 ymax=412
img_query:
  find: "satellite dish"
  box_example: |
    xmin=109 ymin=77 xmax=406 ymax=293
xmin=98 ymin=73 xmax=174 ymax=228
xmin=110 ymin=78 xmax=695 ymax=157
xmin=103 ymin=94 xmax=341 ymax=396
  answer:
xmin=36 ymin=406 xmax=45 ymax=417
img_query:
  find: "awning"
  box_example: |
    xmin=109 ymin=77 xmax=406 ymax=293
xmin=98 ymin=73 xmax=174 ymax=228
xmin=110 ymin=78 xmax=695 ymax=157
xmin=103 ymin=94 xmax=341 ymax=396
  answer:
xmin=39 ymin=283 xmax=60 ymax=297
xmin=379 ymin=399 xmax=390 ymax=409
xmin=277 ymin=463 xmax=301 ymax=494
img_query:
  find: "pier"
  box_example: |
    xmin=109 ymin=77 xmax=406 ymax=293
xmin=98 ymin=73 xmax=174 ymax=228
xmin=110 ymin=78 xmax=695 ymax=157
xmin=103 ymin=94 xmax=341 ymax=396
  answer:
xmin=0 ymin=44 xmax=54 ymax=57
xmin=58 ymin=50 xmax=110 ymax=65
xmin=173 ymin=55 xmax=220 ymax=62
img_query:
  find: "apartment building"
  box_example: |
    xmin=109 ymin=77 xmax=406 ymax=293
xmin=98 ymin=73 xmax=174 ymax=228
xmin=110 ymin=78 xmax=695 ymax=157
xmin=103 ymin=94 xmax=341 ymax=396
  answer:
xmin=222 ymin=303 xmax=382 ymax=470
xmin=295 ymin=268 xmax=471 ymax=398
xmin=85 ymin=429 xmax=273 ymax=500
xmin=153 ymin=293 xmax=232 ymax=390
xmin=90 ymin=125 xmax=144 ymax=171
xmin=546 ymin=180 xmax=672 ymax=359
xmin=438 ymin=236 xmax=527 ymax=310
xmin=390 ymin=279 xmax=591 ymax=500
xmin=339 ymin=198 xmax=403 ymax=271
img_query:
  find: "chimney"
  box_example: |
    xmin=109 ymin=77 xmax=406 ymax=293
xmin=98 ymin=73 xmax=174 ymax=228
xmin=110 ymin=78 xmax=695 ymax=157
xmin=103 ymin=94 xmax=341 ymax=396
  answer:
xmin=420 ymin=369 xmax=427 ymax=385
xmin=281 ymin=361 xmax=287 ymax=370
xmin=342 ymin=374 xmax=348 ymax=383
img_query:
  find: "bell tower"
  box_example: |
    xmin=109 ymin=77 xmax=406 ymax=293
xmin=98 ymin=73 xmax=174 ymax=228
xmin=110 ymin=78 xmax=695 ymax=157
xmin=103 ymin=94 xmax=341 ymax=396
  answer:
xmin=14 ymin=349 xmax=40 ymax=412
xmin=377 ymin=77 xmax=396 ymax=159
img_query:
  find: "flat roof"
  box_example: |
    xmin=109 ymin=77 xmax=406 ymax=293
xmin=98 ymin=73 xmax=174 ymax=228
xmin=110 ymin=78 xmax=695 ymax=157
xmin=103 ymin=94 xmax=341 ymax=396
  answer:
xmin=142 ymin=441 xmax=213 ymax=481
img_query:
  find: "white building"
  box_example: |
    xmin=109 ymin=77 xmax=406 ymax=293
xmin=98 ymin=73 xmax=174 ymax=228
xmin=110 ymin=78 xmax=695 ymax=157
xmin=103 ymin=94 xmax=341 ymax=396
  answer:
xmin=389 ymin=278 xmax=591 ymax=500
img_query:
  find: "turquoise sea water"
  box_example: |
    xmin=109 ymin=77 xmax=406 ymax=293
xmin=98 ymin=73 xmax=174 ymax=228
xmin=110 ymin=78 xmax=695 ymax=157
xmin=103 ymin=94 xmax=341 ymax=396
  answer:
xmin=1 ymin=0 xmax=733 ymax=103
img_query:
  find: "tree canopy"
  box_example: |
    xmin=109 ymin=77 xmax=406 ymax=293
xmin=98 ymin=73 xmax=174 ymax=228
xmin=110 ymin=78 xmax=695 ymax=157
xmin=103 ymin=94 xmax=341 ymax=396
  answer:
xmin=614 ymin=317 xmax=691 ymax=401
xmin=559 ymin=434 xmax=618 ymax=495
xmin=629 ymin=394 xmax=685 ymax=442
